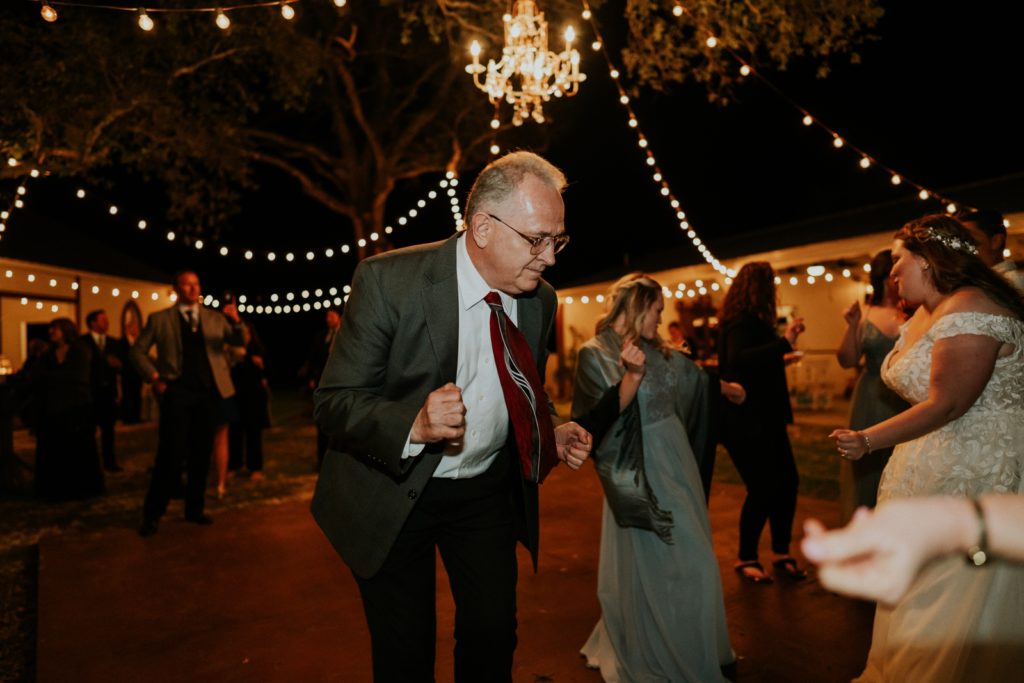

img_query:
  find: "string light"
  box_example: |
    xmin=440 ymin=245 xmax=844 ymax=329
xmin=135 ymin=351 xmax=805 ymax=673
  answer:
xmin=578 ymin=1 xmax=735 ymax=277
xmin=32 ymin=0 xmax=302 ymax=29
xmin=10 ymin=173 xmax=459 ymax=266
xmin=667 ymin=4 xmax=969 ymax=215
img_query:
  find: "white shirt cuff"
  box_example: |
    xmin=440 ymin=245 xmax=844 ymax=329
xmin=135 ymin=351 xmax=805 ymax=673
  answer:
xmin=403 ymin=432 xmax=426 ymax=459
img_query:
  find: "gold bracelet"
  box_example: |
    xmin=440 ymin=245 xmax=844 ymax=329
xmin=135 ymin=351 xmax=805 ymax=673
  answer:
xmin=966 ymin=498 xmax=989 ymax=567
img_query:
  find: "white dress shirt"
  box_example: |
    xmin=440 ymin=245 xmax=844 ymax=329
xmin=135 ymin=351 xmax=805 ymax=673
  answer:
xmin=404 ymin=234 xmax=517 ymax=479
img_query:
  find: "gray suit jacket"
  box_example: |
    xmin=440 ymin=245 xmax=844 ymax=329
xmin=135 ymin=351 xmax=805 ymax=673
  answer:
xmin=311 ymin=235 xmax=557 ymax=579
xmin=130 ymin=305 xmax=243 ymax=399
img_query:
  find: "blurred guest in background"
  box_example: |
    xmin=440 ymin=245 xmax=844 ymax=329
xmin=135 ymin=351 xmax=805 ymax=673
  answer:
xmin=31 ymin=318 xmax=104 ymax=501
xmin=82 ymin=309 xmax=125 ymax=472
xmin=835 ymin=250 xmax=909 ymax=523
xmin=718 ymin=262 xmax=808 ymax=583
xmin=303 ymin=306 xmax=341 ymax=471
xmin=958 ymin=209 xmax=1024 ymax=293
xmin=131 ymin=271 xmax=244 ymax=536
xmin=229 ymin=321 xmax=270 ymax=481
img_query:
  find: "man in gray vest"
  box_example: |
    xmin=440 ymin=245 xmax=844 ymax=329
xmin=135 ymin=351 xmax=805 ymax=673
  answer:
xmin=131 ymin=270 xmax=244 ymax=536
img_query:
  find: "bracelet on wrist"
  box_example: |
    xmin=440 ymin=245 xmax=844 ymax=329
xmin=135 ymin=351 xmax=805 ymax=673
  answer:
xmin=857 ymin=430 xmax=872 ymax=454
xmin=966 ymin=498 xmax=989 ymax=567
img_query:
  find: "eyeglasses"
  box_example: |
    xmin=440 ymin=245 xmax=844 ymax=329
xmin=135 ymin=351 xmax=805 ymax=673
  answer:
xmin=486 ymin=213 xmax=570 ymax=255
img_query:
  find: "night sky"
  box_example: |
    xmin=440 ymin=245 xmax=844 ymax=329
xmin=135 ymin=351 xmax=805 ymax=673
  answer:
xmin=10 ymin=1 xmax=1021 ymax=383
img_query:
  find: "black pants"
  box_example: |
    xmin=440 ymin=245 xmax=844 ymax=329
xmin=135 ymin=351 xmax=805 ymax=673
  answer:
xmin=355 ymin=455 xmax=518 ymax=683
xmin=723 ymin=420 xmax=800 ymax=561
xmin=228 ymin=421 xmax=263 ymax=472
xmin=316 ymin=427 xmax=329 ymax=471
xmin=143 ymin=383 xmax=218 ymax=523
xmin=94 ymin=402 xmax=117 ymax=469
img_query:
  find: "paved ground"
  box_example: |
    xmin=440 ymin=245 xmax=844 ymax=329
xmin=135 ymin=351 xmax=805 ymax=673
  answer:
xmin=37 ymin=467 xmax=872 ymax=682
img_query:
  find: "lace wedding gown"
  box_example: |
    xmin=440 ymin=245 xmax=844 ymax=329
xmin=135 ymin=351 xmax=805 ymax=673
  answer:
xmin=856 ymin=312 xmax=1024 ymax=681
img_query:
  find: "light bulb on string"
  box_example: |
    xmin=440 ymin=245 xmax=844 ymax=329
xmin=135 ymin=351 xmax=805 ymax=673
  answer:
xmin=740 ymin=64 xmax=751 ymax=76
xmin=918 ymin=189 xmax=929 ymax=200
xmin=832 ymin=136 xmax=844 ymax=148
xmin=802 ymin=115 xmax=813 ymax=126
xmin=138 ymin=10 xmax=154 ymax=31
xmin=215 ymin=9 xmax=231 ymax=30
xmin=41 ymin=4 xmax=58 ymax=22
xmin=280 ymin=3 xmax=295 ymax=20
xmin=333 ymin=0 xmax=346 ymax=6
xmin=705 ymin=36 xmax=718 ymax=48
xmin=891 ymin=174 xmax=902 ymax=186
xmin=859 ymin=157 xmax=871 ymax=169
xmin=581 ymin=9 xmax=591 ymax=20
xmin=591 ymin=40 xmax=602 ymax=51
xmin=672 ymin=5 xmax=683 ymax=17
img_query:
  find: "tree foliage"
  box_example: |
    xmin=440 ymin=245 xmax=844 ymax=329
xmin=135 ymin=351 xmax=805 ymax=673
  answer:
xmin=0 ymin=0 xmax=882 ymax=248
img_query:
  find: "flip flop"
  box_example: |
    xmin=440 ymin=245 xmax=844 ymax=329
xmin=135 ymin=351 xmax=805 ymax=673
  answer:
xmin=734 ymin=561 xmax=774 ymax=584
xmin=772 ymin=557 xmax=808 ymax=581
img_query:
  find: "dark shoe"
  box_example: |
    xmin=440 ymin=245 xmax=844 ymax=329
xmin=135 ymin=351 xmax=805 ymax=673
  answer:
xmin=185 ymin=514 xmax=214 ymax=525
xmin=139 ymin=520 xmax=159 ymax=537
xmin=735 ymin=561 xmax=774 ymax=584
xmin=772 ymin=557 xmax=808 ymax=581
xmin=105 ymin=464 xmax=124 ymax=473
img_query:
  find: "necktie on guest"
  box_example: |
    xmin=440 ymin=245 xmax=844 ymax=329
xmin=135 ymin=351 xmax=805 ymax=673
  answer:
xmin=185 ymin=309 xmax=197 ymax=333
xmin=484 ymin=292 xmax=558 ymax=484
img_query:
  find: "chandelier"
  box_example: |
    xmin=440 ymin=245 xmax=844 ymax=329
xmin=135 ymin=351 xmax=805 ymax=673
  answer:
xmin=465 ymin=1 xmax=585 ymax=126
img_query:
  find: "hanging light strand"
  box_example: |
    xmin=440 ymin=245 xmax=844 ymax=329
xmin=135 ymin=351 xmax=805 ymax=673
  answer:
xmin=30 ymin=0 xmax=304 ymax=29
xmin=578 ymin=1 xmax=735 ymax=277
xmin=669 ymin=3 xmax=969 ymax=215
xmin=5 ymin=172 xmax=459 ymax=264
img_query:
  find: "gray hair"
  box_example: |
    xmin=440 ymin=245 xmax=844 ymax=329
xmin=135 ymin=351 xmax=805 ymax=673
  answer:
xmin=464 ymin=151 xmax=567 ymax=220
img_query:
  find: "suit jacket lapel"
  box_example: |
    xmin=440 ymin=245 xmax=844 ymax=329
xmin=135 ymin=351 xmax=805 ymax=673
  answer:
xmin=516 ymin=294 xmax=544 ymax=370
xmin=422 ymin=236 xmax=460 ymax=384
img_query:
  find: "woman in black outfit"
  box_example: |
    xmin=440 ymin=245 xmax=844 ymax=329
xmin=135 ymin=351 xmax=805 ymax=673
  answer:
xmin=718 ymin=262 xmax=807 ymax=583
xmin=31 ymin=317 xmax=104 ymax=501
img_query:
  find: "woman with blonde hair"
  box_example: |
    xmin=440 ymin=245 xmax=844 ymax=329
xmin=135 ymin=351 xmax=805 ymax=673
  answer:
xmin=573 ymin=273 xmax=734 ymax=682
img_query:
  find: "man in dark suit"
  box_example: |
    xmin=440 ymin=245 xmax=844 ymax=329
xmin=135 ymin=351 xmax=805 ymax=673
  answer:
xmin=312 ymin=152 xmax=593 ymax=682
xmin=303 ymin=306 xmax=342 ymax=470
xmin=81 ymin=309 xmax=125 ymax=472
xmin=131 ymin=271 xmax=244 ymax=536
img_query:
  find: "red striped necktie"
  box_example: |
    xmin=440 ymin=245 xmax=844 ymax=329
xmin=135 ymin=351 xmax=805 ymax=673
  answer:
xmin=484 ymin=292 xmax=558 ymax=484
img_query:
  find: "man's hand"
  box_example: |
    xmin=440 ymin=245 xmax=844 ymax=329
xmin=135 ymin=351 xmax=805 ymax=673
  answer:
xmin=554 ymin=422 xmax=592 ymax=470
xmin=410 ymin=383 xmax=466 ymax=444
xmin=222 ymin=302 xmax=241 ymax=323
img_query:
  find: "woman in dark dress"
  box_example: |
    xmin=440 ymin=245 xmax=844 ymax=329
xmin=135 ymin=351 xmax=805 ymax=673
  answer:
xmin=718 ymin=262 xmax=807 ymax=583
xmin=31 ymin=318 xmax=104 ymax=501
xmin=228 ymin=322 xmax=270 ymax=479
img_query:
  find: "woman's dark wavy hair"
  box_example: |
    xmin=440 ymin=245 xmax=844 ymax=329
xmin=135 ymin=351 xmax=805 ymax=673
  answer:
xmin=868 ymin=249 xmax=894 ymax=306
xmin=49 ymin=317 xmax=79 ymax=345
xmin=896 ymin=215 xmax=1024 ymax=320
xmin=720 ymin=262 xmax=777 ymax=327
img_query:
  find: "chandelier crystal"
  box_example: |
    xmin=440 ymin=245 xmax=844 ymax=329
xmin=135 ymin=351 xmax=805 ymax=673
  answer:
xmin=466 ymin=1 xmax=585 ymax=126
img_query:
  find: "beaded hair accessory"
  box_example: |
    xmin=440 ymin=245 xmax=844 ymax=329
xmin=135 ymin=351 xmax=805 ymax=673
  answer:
xmin=921 ymin=227 xmax=978 ymax=255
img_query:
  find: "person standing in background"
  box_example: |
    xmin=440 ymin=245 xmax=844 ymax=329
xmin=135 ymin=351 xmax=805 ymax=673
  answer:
xmin=304 ymin=307 xmax=341 ymax=471
xmin=82 ymin=309 xmax=124 ymax=472
xmin=835 ymin=250 xmax=909 ymax=523
xmin=131 ymin=271 xmax=244 ymax=536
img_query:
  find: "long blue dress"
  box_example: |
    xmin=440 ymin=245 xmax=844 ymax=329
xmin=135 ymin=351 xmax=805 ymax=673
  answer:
xmin=572 ymin=329 xmax=733 ymax=682
xmin=839 ymin=319 xmax=908 ymax=523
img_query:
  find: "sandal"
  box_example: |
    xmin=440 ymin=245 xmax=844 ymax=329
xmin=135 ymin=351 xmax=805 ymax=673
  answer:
xmin=734 ymin=561 xmax=774 ymax=584
xmin=772 ymin=557 xmax=808 ymax=581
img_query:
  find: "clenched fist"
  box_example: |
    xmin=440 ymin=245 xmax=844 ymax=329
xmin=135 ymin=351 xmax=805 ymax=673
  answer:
xmin=410 ymin=382 xmax=466 ymax=444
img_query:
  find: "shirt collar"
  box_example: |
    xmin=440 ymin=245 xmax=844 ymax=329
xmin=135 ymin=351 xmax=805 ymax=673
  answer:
xmin=456 ymin=233 xmax=513 ymax=313
xmin=177 ymin=303 xmax=200 ymax=316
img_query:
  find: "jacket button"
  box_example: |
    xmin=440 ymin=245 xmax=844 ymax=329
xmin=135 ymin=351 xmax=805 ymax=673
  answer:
xmin=407 ymin=489 xmax=418 ymax=500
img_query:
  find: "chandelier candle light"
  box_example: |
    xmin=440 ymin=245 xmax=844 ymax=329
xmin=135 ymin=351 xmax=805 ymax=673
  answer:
xmin=466 ymin=1 xmax=585 ymax=126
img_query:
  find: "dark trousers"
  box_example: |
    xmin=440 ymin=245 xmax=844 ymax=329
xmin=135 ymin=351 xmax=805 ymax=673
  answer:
xmin=355 ymin=456 xmax=518 ymax=683
xmin=316 ymin=427 xmax=328 ymax=471
xmin=228 ymin=421 xmax=263 ymax=472
xmin=143 ymin=383 xmax=218 ymax=523
xmin=723 ymin=419 xmax=800 ymax=561
xmin=95 ymin=402 xmax=117 ymax=469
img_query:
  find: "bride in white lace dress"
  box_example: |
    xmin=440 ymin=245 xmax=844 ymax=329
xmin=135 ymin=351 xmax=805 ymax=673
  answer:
xmin=831 ymin=215 xmax=1024 ymax=682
